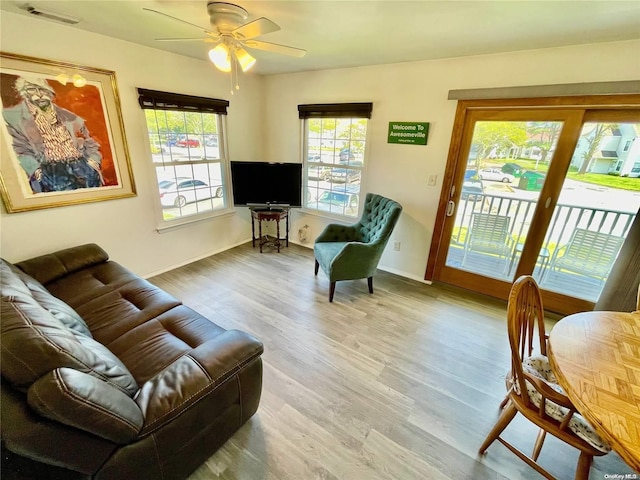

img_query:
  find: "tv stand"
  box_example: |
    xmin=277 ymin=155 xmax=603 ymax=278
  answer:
xmin=250 ymin=207 xmax=289 ymax=253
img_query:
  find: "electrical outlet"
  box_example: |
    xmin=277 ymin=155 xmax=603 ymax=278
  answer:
xmin=393 ymin=241 xmax=401 ymax=251
xmin=428 ymin=174 xmax=437 ymax=186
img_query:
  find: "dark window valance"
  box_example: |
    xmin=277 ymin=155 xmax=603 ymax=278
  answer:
xmin=137 ymin=88 xmax=229 ymax=115
xmin=298 ymin=102 xmax=373 ymax=119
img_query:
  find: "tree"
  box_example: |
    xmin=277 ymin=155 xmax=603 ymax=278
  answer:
xmin=577 ymin=123 xmax=617 ymax=175
xmin=145 ymin=111 xmax=218 ymax=137
xmin=470 ymin=121 xmax=528 ymax=171
xmin=337 ymin=118 xmax=367 ymax=154
xmin=526 ymin=122 xmax=562 ymax=168
xmin=308 ymin=118 xmax=336 ymax=136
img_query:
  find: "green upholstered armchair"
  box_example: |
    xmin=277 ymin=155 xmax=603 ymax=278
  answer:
xmin=314 ymin=193 xmax=403 ymax=302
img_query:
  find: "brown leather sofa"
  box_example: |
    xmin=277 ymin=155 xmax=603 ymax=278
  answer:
xmin=1 ymin=243 xmax=264 ymax=479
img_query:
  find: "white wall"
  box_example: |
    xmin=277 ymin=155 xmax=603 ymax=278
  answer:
xmin=0 ymin=12 xmax=263 ymax=276
xmin=2 ymin=11 xmax=639 ymax=282
xmin=263 ymin=40 xmax=640 ymax=281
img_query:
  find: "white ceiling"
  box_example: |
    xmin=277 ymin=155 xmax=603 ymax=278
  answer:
xmin=3 ymin=1 xmax=640 ymax=75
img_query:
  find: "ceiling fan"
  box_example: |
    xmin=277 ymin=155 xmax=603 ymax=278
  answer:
xmin=144 ymin=2 xmax=306 ymax=75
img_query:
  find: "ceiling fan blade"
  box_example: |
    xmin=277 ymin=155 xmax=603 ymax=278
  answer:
xmin=155 ymin=37 xmax=220 ymax=43
xmin=243 ymin=40 xmax=307 ymax=58
xmin=143 ymin=8 xmax=213 ymax=34
xmin=232 ymin=18 xmax=280 ymax=40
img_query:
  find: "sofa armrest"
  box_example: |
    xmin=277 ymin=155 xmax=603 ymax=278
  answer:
xmin=331 ymin=241 xmax=384 ymax=278
xmin=315 ymin=223 xmax=358 ymax=243
xmin=27 ymin=367 xmax=143 ymax=444
xmin=135 ymin=330 xmax=263 ymax=437
xmin=16 ymin=243 xmax=109 ymax=285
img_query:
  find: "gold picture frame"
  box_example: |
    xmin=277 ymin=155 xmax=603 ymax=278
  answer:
xmin=0 ymin=52 xmax=135 ymax=213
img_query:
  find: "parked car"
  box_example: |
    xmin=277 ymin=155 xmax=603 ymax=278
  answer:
xmin=176 ymin=137 xmax=200 ymax=148
xmin=330 ymin=167 xmax=361 ymax=183
xmin=501 ymin=162 xmax=524 ymax=177
xmin=159 ymin=177 xmax=222 ymax=208
xmin=308 ymin=164 xmax=330 ymax=181
xmin=464 ymin=169 xmax=478 ymax=180
xmin=461 ymin=180 xmax=484 ymax=200
xmin=479 ymin=168 xmax=515 ymax=183
xmin=205 ymin=135 xmax=218 ymax=147
xmin=314 ymin=186 xmax=360 ymax=216
xmin=165 ymin=134 xmax=179 ymax=147
xmin=339 ymin=148 xmax=355 ymax=162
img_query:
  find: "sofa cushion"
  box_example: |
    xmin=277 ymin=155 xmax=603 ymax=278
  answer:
xmin=15 ymin=243 xmax=109 ymax=286
xmin=42 ymin=260 xmax=183 ymax=348
xmin=108 ymin=305 xmax=227 ymax=384
xmin=28 ymin=368 xmax=143 ymax=444
xmin=1 ymin=292 xmax=138 ymax=397
xmin=1 ymin=260 xmax=92 ymax=338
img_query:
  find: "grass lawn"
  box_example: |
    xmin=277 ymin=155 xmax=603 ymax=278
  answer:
xmin=482 ymin=158 xmax=640 ymax=192
xmin=565 ymin=172 xmax=640 ymax=191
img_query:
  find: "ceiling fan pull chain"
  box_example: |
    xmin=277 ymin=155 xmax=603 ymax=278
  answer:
xmin=234 ymin=52 xmax=240 ymax=91
xmin=229 ymin=53 xmax=236 ymax=95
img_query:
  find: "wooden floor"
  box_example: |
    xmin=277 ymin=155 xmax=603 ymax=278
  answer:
xmin=3 ymin=241 xmax=634 ymax=479
xmin=149 ymin=242 xmax=633 ymax=480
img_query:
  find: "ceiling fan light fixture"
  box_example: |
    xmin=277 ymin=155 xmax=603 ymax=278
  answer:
xmin=208 ymin=43 xmax=231 ymax=72
xmin=147 ymin=3 xmax=305 ymax=86
xmin=235 ymin=46 xmax=256 ymax=72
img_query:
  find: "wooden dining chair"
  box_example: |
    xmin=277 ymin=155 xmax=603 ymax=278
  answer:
xmin=479 ymin=275 xmax=611 ymax=480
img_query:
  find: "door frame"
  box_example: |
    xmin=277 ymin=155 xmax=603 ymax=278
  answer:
xmin=425 ymin=95 xmax=640 ymax=315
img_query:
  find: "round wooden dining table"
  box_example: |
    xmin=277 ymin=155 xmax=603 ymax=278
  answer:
xmin=548 ymin=310 xmax=640 ymax=473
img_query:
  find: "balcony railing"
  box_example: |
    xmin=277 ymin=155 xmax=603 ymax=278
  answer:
xmin=446 ymin=193 xmax=636 ymax=302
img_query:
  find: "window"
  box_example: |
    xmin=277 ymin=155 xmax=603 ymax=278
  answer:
xmin=138 ymin=89 xmax=230 ymax=223
xmin=623 ymin=139 xmax=632 ymax=152
xmin=299 ymin=103 xmax=372 ymax=218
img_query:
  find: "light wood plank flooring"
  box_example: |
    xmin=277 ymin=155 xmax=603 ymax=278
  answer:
xmin=146 ymin=242 xmax=635 ymax=480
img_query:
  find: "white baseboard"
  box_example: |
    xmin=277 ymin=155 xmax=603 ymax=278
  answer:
xmin=377 ymin=265 xmax=432 ymax=284
xmin=289 ymin=239 xmax=431 ymax=285
xmin=144 ymin=238 xmax=431 ymax=286
xmin=142 ymin=238 xmax=252 ymax=278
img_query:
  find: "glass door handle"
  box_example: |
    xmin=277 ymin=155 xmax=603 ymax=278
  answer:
xmin=446 ymin=200 xmax=455 ymax=217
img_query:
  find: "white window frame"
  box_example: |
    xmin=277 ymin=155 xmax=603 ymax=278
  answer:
xmin=139 ymin=89 xmax=232 ymax=230
xmin=623 ymin=139 xmax=632 ymax=152
xmin=299 ymin=103 xmax=372 ymax=220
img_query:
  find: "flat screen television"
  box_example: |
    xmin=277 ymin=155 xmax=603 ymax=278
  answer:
xmin=230 ymin=161 xmax=302 ymax=208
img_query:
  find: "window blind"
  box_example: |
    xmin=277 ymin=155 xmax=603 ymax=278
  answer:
xmin=298 ymin=102 xmax=373 ymax=119
xmin=137 ymin=88 xmax=229 ymax=114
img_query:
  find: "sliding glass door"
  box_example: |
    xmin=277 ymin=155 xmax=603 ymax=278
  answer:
xmin=444 ymin=115 xmax=564 ymax=283
xmin=429 ymin=98 xmax=640 ymax=315
xmin=535 ymin=115 xmax=640 ymax=306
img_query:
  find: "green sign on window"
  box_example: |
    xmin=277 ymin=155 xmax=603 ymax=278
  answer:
xmin=387 ymin=122 xmax=429 ymax=145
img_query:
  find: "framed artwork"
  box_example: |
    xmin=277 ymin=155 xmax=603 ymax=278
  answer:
xmin=0 ymin=52 xmax=136 ymax=213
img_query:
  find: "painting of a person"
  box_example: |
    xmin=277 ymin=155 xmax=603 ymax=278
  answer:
xmin=2 ymin=76 xmax=104 ymax=193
